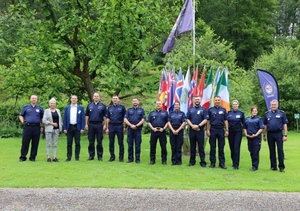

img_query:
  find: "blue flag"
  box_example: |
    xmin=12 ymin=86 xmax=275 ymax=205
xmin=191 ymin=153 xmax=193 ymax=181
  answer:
xmin=162 ymin=0 xmax=193 ymax=54
xmin=257 ymin=69 xmax=279 ymax=109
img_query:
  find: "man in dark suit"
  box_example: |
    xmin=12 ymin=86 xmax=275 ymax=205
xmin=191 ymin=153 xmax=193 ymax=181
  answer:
xmin=63 ymin=95 xmax=85 ymax=161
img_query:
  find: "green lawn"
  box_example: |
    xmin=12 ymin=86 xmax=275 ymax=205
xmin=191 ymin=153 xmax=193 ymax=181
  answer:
xmin=0 ymin=131 xmax=299 ymax=192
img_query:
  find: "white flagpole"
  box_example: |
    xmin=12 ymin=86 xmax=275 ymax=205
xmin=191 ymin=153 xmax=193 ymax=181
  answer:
xmin=192 ymin=0 xmax=196 ymax=71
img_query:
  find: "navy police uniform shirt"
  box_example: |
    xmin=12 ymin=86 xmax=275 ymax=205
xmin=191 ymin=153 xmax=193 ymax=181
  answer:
xmin=186 ymin=106 xmax=208 ymax=125
xmin=264 ymin=109 xmax=288 ymax=132
xmin=244 ymin=116 xmax=264 ymax=135
xmin=106 ymin=104 xmax=126 ymax=124
xmin=85 ymin=102 xmax=107 ymax=122
xmin=20 ymin=104 xmax=44 ymax=124
xmin=208 ymin=106 xmax=227 ymax=126
xmin=124 ymin=107 xmax=146 ymax=125
xmin=168 ymin=110 xmax=186 ymax=127
xmin=227 ymin=109 xmax=245 ymax=130
xmin=147 ymin=110 xmax=168 ymax=128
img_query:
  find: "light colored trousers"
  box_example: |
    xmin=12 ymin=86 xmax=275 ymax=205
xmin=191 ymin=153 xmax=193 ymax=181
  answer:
xmin=45 ymin=129 xmax=60 ymax=157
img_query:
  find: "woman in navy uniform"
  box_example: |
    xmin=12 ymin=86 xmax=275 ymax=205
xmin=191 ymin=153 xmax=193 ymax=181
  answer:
xmin=243 ymin=106 xmax=264 ymax=171
xmin=227 ymin=100 xmax=245 ymax=170
xmin=168 ymin=101 xmax=186 ymax=165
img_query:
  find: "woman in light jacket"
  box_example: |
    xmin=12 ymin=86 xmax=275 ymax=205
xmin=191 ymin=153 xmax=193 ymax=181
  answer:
xmin=43 ymin=98 xmax=63 ymax=162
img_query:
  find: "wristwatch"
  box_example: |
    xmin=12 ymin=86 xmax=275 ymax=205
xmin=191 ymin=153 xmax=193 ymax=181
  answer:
xmin=283 ymin=135 xmax=287 ymax=137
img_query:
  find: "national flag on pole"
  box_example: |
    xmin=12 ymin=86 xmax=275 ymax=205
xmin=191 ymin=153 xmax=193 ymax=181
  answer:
xmin=158 ymin=70 xmax=167 ymax=110
xmin=174 ymin=68 xmax=183 ymax=102
xmin=215 ymin=71 xmax=230 ymax=111
xmin=198 ymin=66 xmax=206 ymax=97
xmin=180 ymin=67 xmax=191 ymax=114
xmin=210 ymin=68 xmax=221 ymax=107
xmin=162 ymin=0 xmax=193 ymax=54
xmin=168 ymin=70 xmax=176 ymax=112
xmin=201 ymin=68 xmax=213 ymax=110
xmin=257 ymin=69 xmax=279 ymax=109
xmin=188 ymin=67 xmax=198 ymax=108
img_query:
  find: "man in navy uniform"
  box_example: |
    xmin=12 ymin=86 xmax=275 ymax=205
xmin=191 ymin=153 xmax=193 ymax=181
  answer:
xmin=186 ymin=96 xmax=208 ymax=167
xmin=263 ymin=99 xmax=288 ymax=172
xmin=85 ymin=92 xmax=106 ymax=161
xmin=63 ymin=95 xmax=85 ymax=161
xmin=206 ymin=95 xmax=229 ymax=169
xmin=147 ymin=100 xmax=169 ymax=165
xmin=19 ymin=95 xmax=44 ymax=162
xmin=106 ymin=95 xmax=126 ymax=162
xmin=124 ymin=97 xmax=146 ymax=163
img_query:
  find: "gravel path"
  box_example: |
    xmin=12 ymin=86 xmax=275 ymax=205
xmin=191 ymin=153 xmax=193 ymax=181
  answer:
xmin=1 ymin=188 xmax=300 ymax=211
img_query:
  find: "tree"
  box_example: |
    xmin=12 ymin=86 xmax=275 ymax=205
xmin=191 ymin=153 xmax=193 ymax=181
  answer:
xmin=0 ymin=0 xmax=185 ymax=101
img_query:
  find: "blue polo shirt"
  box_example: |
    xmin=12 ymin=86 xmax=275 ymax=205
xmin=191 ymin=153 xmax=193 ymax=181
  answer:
xmin=147 ymin=109 xmax=168 ymax=128
xmin=168 ymin=110 xmax=186 ymax=127
xmin=85 ymin=102 xmax=106 ymax=122
xmin=264 ymin=109 xmax=288 ymax=132
xmin=186 ymin=106 xmax=208 ymax=125
xmin=244 ymin=116 xmax=264 ymax=135
xmin=20 ymin=104 xmax=44 ymax=124
xmin=227 ymin=109 xmax=245 ymax=129
xmin=208 ymin=106 xmax=227 ymax=126
xmin=124 ymin=107 xmax=146 ymax=125
xmin=106 ymin=104 xmax=126 ymax=124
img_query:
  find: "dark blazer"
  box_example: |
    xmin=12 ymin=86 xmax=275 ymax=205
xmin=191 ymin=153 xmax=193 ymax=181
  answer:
xmin=63 ymin=105 xmax=85 ymax=131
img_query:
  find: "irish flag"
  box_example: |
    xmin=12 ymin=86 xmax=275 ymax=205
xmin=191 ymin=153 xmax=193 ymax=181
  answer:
xmin=215 ymin=71 xmax=230 ymax=111
xmin=201 ymin=68 xmax=213 ymax=109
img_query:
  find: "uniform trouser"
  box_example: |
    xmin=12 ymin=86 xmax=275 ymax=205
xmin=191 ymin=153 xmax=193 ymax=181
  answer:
xmin=108 ymin=125 xmax=124 ymax=160
xmin=88 ymin=123 xmax=103 ymax=159
xmin=267 ymin=132 xmax=285 ymax=169
xmin=150 ymin=131 xmax=167 ymax=162
xmin=66 ymin=125 xmax=81 ymax=160
xmin=127 ymin=128 xmax=142 ymax=162
xmin=20 ymin=125 xmax=41 ymax=160
xmin=170 ymin=127 xmax=184 ymax=165
xmin=209 ymin=127 xmax=225 ymax=164
xmin=189 ymin=129 xmax=205 ymax=165
xmin=228 ymin=129 xmax=242 ymax=167
xmin=247 ymin=136 xmax=261 ymax=169
xmin=45 ymin=129 xmax=60 ymax=158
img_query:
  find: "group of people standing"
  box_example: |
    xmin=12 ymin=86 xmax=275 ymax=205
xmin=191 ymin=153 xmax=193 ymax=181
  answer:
xmin=19 ymin=94 xmax=288 ymax=172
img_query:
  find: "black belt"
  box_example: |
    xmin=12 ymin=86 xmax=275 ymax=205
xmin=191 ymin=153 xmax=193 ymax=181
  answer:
xmin=89 ymin=121 xmax=102 ymax=124
xmin=211 ymin=126 xmax=224 ymax=129
xmin=268 ymin=130 xmax=282 ymax=133
xmin=70 ymin=124 xmax=77 ymax=126
xmin=229 ymin=127 xmax=242 ymax=130
xmin=26 ymin=123 xmax=40 ymax=126
xmin=109 ymin=123 xmax=122 ymax=126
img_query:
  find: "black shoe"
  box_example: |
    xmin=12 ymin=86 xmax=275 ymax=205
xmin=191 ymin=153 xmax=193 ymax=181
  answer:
xmin=29 ymin=158 xmax=35 ymax=162
xmin=52 ymin=158 xmax=59 ymax=162
xmin=136 ymin=160 xmax=140 ymax=164
xmin=119 ymin=158 xmax=124 ymax=162
xmin=233 ymin=166 xmax=239 ymax=170
xmin=149 ymin=161 xmax=155 ymax=165
xmin=251 ymin=167 xmax=257 ymax=171
xmin=75 ymin=158 xmax=79 ymax=161
xmin=108 ymin=157 xmax=115 ymax=162
xmin=200 ymin=163 xmax=207 ymax=168
xmin=88 ymin=157 xmax=94 ymax=160
xmin=66 ymin=158 xmax=71 ymax=162
xmin=187 ymin=163 xmax=195 ymax=166
xmin=47 ymin=158 xmax=51 ymax=162
xmin=19 ymin=158 xmax=26 ymax=162
xmin=219 ymin=164 xmax=227 ymax=169
xmin=98 ymin=157 xmax=102 ymax=161
xmin=209 ymin=163 xmax=215 ymax=168
xmin=162 ymin=161 xmax=167 ymax=165
xmin=270 ymin=167 xmax=278 ymax=171
xmin=127 ymin=160 xmax=133 ymax=163
xmin=279 ymin=168 xmax=285 ymax=173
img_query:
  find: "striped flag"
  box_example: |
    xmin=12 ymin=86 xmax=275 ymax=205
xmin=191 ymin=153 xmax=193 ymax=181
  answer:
xmin=198 ymin=66 xmax=206 ymax=97
xmin=215 ymin=71 xmax=230 ymax=111
xmin=180 ymin=67 xmax=191 ymax=114
xmin=174 ymin=68 xmax=183 ymax=102
xmin=201 ymin=68 xmax=213 ymax=109
xmin=188 ymin=67 xmax=198 ymax=108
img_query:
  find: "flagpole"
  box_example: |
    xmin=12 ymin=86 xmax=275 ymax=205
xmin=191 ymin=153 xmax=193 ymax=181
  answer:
xmin=192 ymin=0 xmax=196 ymax=71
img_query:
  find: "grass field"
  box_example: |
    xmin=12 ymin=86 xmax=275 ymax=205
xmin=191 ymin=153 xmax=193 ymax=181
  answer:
xmin=0 ymin=131 xmax=299 ymax=192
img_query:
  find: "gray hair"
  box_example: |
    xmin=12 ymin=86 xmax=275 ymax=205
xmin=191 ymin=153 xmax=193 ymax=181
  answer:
xmin=232 ymin=100 xmax=239 ymax=105
xmin=49 ymin=97 xmax=57 ymax=103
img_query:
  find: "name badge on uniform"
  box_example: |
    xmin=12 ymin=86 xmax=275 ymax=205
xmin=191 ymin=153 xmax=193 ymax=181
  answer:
xmin=276 ymin=115 xmax=281 ymax=118
xmin=78 ymin=110 xmax=81 ymax=114
xmin=197 ymin=110 xmax=201 ymax=114
xmin=36 ymin=109 xmax=40 ymax=113
xmin=236 ymin=115 xmax=240 ymax=118
xmin=219 ymin=111 xmax=223 ymax=114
